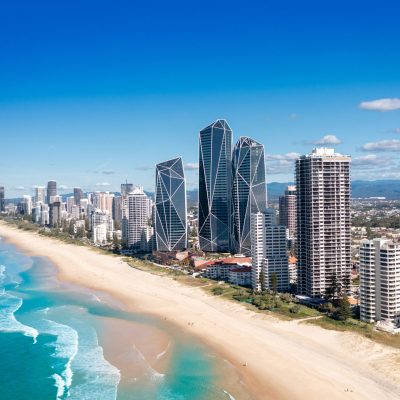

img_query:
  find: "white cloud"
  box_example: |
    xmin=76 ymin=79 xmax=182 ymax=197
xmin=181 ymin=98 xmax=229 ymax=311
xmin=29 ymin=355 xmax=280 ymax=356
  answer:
xmin=361 ymin=139 xmax=400 ymax=152
xmin=14 ymin=186 xmax=25 ymax=191
xmin=359 ymin=98 xmax=400 ymax=112
xmin=315 ymin=134 xmax=341 ymax=145
xmin=58 ymin=185 xmax=69 ymax=190
xmin=352 ymin=154 xmax=392 ymax=169
xmin=95 ymin=182 xmax=111 ymax=187
xmin=184 ymin=162 xmax=199 ymax=170
xmin=266 ymin=152 xmax=300 ymax=161
xmin=288 ymin=113 xmax=298 ymax=120
xmin=266 ymin=153 xmax=299 ymax=175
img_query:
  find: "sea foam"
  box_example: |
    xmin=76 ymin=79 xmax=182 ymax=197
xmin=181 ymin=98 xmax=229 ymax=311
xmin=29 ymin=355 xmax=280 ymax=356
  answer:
xmin=40 ymin=318 xmax=79 ymax=398
xmin=67 ymin=319 xmax=121 ymax=400
xmin=0 ymin=291 xmax=39 ymax=343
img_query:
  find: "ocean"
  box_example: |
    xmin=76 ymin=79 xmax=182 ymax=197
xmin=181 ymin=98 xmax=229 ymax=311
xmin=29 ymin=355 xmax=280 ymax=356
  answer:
xmin=0 ymin=237 xmax=247 ymax=400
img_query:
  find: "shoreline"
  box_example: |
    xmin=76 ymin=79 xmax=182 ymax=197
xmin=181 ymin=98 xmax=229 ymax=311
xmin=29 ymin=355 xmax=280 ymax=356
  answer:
xmin=1 ymin=221 xmax=400 ymax=400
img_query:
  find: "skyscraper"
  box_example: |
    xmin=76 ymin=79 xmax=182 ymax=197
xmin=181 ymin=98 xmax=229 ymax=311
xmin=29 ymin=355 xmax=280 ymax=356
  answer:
xmin=34 ymin=186 xmax=46 ymax=205
xmin=0 ymin=186 xmax=5 ymax=212
xmin=279 ymin=185 xmax=297 ymax=239
xmin=198 ymin=119 xmax=232 ymax=252
xmin=121 ymin=183 xmax=134 ymax=198
xmin=155 ymin=157 xmax=187 ymax=252
xmin=296 ymin=148 xmax=351 ymax=297
xmin=93 ymin=192 xmax=114 ymax=215
xmin=49 ymin=201 xmax=62 ymax=227
xmin=359 ymin=238 xmax=400 ymax=332
xmin=251 ymin=209 xmax=289 ymax=292
xmin=74 ymin=187 xmax=84 ymax=206
xmin=126 ymin=187 xmax=152 ymax=251
xmin=231 ymin=137 xmax=267 ymax=255
xmin=113 ymin=195 xmax=122 ymax=224
xmin=47 ymin=180 xmax=57 ymax=204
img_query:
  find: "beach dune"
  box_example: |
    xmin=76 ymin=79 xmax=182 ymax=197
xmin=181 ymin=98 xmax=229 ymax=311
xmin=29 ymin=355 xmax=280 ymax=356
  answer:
xmin=1 ymin=221 xmax=399 ymax=400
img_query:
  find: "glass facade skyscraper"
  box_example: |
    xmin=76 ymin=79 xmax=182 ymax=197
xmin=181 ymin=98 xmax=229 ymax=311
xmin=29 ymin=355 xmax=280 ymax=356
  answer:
xmin=155 ymin=157 xmax=187 ymax=252
xmin=198 ymin=119 xmax=232 ymax=252
xmin=46 ymin=180 xmax=57 ymax=204
xmin=231 ymin=137 xmax=267 ymax=255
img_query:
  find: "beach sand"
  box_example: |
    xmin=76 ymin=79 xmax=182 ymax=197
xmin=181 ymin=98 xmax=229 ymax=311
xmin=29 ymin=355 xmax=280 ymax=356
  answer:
xmin=1 ymin=221 xmax=400 ymax=400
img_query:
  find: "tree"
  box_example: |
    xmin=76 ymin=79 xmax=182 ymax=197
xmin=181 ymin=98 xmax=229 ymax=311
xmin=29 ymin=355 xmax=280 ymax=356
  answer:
xmin=366 ymin=226 xmax=374 ymax=240
xmin=270 ymin=272 xmax=278 ymax=308
xmin=271 ymin=272 xmax=278 ymax=299
xmin=326 ymin=274 xmax=340 ymax=303
xmin=334 ymin=295 xmax=351 ymax=321
xmin=259 ymin=270 xmax=265 ymax=292
xmin=68 ymin=220 xmax=75 ymax=236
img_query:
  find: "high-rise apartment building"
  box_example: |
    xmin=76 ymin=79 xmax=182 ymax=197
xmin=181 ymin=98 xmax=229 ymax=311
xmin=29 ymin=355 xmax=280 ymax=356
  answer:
xmin=35 ymin=187 xmax=46 ymax=205
xmin=296 ymin=148 xmax=351 ymax=297
xmin=198 ymin=120 xmax=232 ymax=252
xmin=73 ymin=187 xmax=84 ymax=206
xmin=113 ymin=196 xmax=122 ymax=224
xmin=231 ymin=137 xmax=267 ymax=255
xmin=93 ymin=192 xmax=114 ymax=215
xmin=359 ymin=238 xmax=400 ymax=332
xmin=279 ymin=185 xmax=297 ymax=239
xmin=0 ymin=186 xmax=4 ymax=212
xmin=40 ymin=204 xmax=49 ymax=225
xmin=47 ymin=181 xmax=57 ymax=204
xmin=155 ymin=157 xmax=187 ymax=252
xmin=91 ymin=209 xmax=114 ymax=245
xmin=22 ymin=195 xmax=33 ymax=216
xmin=126 ymin=187 xmax=152 ymax=251
xmin=251 ymin=210 xmax=289 ymax=292
xmin=67 ymin=196 xmax=75 ymax=214
xmin=49 ymin=201 xmax=62 ymax=227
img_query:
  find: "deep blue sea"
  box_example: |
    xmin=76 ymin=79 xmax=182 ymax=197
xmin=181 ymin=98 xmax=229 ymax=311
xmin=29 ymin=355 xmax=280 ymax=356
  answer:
xmin=0 ymin=237 xmax=245 ymax=400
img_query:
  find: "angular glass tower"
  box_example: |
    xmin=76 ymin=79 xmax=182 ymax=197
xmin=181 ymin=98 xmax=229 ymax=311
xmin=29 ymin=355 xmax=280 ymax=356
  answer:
xmin=155 ymin=157 xmax=187 ymax=252
xmin=231 ymin=137 xmax=267 ymax=255
xmin=198 ymin=119 xmax=232 ymax=252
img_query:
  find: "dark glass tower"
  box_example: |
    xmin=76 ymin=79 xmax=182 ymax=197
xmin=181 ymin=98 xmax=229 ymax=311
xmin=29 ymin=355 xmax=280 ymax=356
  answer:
xmin=155 ymin=157 xmax=187 ymax=251
xmin=231 ymin=137 xmax=267 ymax=255
xmin=46 ymin=181 xmax=57 ymax=204
xmin=198 ymin=120 xmax=232 ymax=252
xmin=73 ymin=187 xmax=84 ymax=205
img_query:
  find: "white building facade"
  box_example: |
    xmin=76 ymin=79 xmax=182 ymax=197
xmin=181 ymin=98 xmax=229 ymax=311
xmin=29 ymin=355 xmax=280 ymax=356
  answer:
xmin=296 ymin=148 xmax=351 ymax=297
xmin=126 ymin=187 xmax=152 ymax=251
xmin=360 ymin=238 xmax=400 ymax=333
xmin=251 ymin=210 xmax=289 ymax=292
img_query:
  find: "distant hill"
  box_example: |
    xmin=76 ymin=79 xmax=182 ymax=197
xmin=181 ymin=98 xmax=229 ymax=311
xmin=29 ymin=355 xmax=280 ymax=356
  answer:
xmin=267 ymin=180 xmax=400 ymax=200
xmin=351 ymin=180 xmax=400 ymax=200
xmin=188 ymin=180 xmax=400 ymax=204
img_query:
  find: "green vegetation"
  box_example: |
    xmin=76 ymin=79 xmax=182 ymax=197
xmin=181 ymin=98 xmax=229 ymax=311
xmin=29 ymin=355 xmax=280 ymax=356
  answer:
xmin=352 ymin=214 xmax=400 ymax=229
xmin=305 ymin=317 xmax=400 ymax=349
xmin=205 ymin=282 xmax=321 ymax=320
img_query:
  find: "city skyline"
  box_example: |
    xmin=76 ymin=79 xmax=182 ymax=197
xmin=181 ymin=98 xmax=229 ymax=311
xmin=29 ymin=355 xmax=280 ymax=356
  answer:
xmin=1 ymin=2 xmax=399 ymax=196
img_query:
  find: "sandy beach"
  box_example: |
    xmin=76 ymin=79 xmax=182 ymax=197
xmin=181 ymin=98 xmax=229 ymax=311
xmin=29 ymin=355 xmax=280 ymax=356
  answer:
xmin=1 ymin=221 xmax=400 ymax=400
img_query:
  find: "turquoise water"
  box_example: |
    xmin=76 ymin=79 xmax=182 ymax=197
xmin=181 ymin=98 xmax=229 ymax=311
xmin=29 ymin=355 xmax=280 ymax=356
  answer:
xmin=0 ymin=238 xmax=241 ymax=400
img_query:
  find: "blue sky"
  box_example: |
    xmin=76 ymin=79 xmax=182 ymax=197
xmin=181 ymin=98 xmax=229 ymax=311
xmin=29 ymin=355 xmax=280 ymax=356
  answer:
xmin=1 ymin=0 xmax=399 ymax=197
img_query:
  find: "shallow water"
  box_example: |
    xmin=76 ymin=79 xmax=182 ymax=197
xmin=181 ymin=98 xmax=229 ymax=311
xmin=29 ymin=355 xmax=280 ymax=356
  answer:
xmin=0 ymin=238 xmax=248 ymax=400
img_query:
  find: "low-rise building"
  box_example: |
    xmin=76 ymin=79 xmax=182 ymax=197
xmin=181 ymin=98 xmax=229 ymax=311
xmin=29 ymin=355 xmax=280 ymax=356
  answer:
xmin=228 ymin=266 xmax=252 ymax=286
